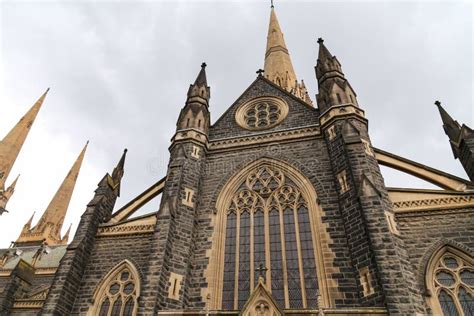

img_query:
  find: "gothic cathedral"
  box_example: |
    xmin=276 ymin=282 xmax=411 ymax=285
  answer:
xmin=1 ymin=6 xmax=473 ymax=316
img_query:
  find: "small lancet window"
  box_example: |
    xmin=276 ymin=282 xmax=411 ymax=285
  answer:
xmin=336 ymin=93 xmax=342 ymax=104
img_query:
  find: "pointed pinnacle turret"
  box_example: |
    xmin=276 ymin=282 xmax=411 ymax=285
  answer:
xmin=194 ymin=62 xmax=208 ymax=86
xmin=176 ymin=63 xmax=212 ymax=136
xmin=263 ymin=7 xmax=312 ymax=104
xmin=15 ymin=142 xmax=88 ymax=246
xmin=61 ymin=223 xmax=72 ymax=243
xmin=0 ymin=174 xmax=20 ymax=214
xmin=435 ymin=101 xmax=474 ymax=181
xmin=186 ymin=62 xmax=210 ymax=107
xmin=110 ymin=148 xmax=127 ymax=197
xmin=317 ymin=38 xmax=333 ymax=63
xmin=435 ymin=101 xmax=461 ymax=143
xmin=0 ymin=89 xmax=48 ymax=213
xmin=315 ymin=38 xmax=359 ymax=112
xmin=25 ymin=211 xmax=35 ymax=228
xmin=315 ymin=38 xmax=344 ymax=83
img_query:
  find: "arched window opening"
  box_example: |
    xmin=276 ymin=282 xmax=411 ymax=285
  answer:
xmin=220 ymin=165 xmax=320 ymax=310
xmin=427 ymin=247 xmax=474 ymax=316
xmin=89 ymin=261 xmax=140 ymax=316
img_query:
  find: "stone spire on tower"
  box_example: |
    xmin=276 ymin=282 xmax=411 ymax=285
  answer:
xmin=0 ymin=89 xmax=49 ymax=214
xmin=263 ymin=6 xmax=312 ymax=104
xmin=435 ymin=101 xmax=474 ymax=181
xmin=15 ymin=142 xmax=88 ymax=246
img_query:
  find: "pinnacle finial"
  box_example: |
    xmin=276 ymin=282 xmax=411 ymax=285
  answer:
xmin=434 ymin=100 xmax=441 ymax=107
xmin=201 ymin=62 xmax=207 ymax=68
xmin=256 ymin=69 xmax=265 ymax=77
xmin=317 ymin=37 xmax=324 ymax=44
xmin=271 ymin=0 xmax=274 ymax=8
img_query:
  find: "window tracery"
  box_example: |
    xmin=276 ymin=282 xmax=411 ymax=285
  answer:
xmin=428 ymin=248 xmax=474 ymax=316
xmin=90 ymin=261 xmax=140 ymax=316
xmin=235 ymin=97 xmax=289 ymax=131
xmin=221 ymin=165 xmax=319 ymax=310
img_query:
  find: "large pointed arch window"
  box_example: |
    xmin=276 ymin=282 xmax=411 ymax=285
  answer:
xmin=427 ymin=247 xmax=474 ymax=316
xmin=89 ymin=260 xmax=140 ymax=316
xmin=220 ymin=164 xmax=320 ymax=310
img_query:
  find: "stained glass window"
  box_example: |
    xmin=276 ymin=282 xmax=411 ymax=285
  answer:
xmin=238 ymin=211 xmax=251 ymax=308
xmin=222 ymin=212 xmax=237 ymax=309
xmin=431 ymin=251 xmax=474 ymax=316
xmin=244 ymin=101 xmax=282 ymax=129
xmin=269 ymin=208 xmax=284 ymax=307
xmin=221 ymin=165 xmax=319 ymax=310
xmin=298 ymin=205 xmax=319 ymax=308
xmin=284 ymin=206 xmax=302 ymax=308
xmin=254 ymin=210 xmax=265 ymax=286
xmin=94 ymin=263 xmax=139 ymax=316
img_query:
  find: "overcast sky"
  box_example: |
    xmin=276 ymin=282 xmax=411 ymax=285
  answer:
xmin=0 ymin=0 xmax=472 ymax=248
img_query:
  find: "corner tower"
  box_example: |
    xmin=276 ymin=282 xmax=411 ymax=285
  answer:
xmin=316 ymin=39 xmax=425 ymax=314
xmin=138 ymin=64 xmax=211 ymax=314
xmin=264 ymin=6 xmax=312 ymax=104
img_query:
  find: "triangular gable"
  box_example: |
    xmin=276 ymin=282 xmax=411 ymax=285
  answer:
xmin=210 ymin=76 xmax=319 ymax=141
xmin=240 ymin=277 xmax=284 ymax=316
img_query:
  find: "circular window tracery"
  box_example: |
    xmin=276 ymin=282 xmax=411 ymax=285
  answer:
xmin=236 ymin=97 xmax=289 ymax=130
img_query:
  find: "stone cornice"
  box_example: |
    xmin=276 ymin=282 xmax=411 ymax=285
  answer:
xmin=154 ymin=307 xmax=388 ymax=315
xmin=13 ymin=300 xmax=44 ymax=309
xmin=170 ymin=128 xmax=209 ymax=148
xmin=0 ymin=267 xmax=56 ymax=276
xmin=209 ymin=125 xmax=320 ymax=152
xmin=392 ymin=195 xmax=474 ymax=214
xmin=319 ymin=104 xmax=366 ymax=127
xmin=98 ymin=214 xmax=156 ymax=237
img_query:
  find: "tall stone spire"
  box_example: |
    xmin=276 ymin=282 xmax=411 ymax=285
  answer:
xmin=0 ymin=89 xmax=49 ymax=214
xmin=15 ymin=142 xmax=88 ymax=246
xmin=435 ymin=101 xmax=474 ymax=181
xmin=263 ymin=7 xmax=312 ymax=104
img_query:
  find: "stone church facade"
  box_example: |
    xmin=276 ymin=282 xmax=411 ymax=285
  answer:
xmin=0 ymin=7 xmax=473 ymax=316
